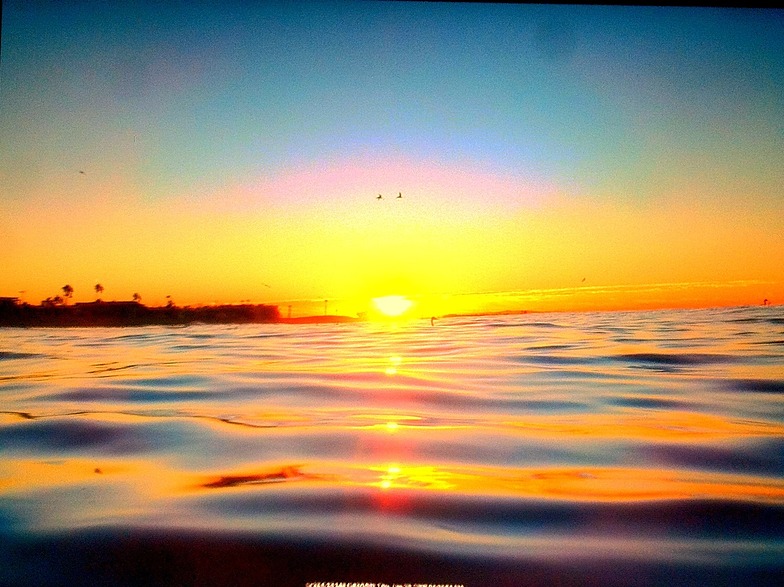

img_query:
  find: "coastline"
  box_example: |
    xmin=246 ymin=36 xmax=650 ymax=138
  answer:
xmin=0 ymin=299 xmax=375 ymax=328
xmin=0 ymin=300 xmax=284 ymax=328
xmin=1 ymin=298 xmax=777 ymax=329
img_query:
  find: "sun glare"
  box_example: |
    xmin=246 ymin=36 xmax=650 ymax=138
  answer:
xmin=372 ymin=295 xmax=414 ymax=317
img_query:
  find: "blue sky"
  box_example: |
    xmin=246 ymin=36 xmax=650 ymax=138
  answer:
xmin=2 ymin=2 xmax=783 ymax=312
xmin=6 ymin=3 xmax=780 ymax=197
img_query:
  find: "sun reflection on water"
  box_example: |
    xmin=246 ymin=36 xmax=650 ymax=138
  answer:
xmin=374 ymin=463 xmax=455 ymax=491
xmin=2 ymin=307 xmax=784 ymax=578
xmin=384 ymin=355 xmax=402 ymax=376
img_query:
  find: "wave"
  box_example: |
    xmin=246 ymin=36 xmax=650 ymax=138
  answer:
xmin=725 ymin=379 xmax=784 ymax=394
xmin=612 ymin=353 xmax=733 ymax=366
xmin=2 ymin=307 xmax=784 ymax=585
xmin=4 ymin=525 xmax=782 ymax=587
xmin=0 ymin=351 xmax=45 ymax=360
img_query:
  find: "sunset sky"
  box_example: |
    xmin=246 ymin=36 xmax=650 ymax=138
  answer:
xmin=1 ymin=2 xmax=782 ymax=317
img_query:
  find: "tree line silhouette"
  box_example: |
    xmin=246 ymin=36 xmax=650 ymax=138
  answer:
xmin=0 ymin=284 xmax=279 ymax=327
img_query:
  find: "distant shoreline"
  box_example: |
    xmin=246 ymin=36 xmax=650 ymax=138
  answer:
xmin=0 ymin=297 xmax=523 ymax=328
xmin=0 ymin=300 xmax=285 ymax=328
xmin=2 ymin=298 xmax=775 ymax=328
xmin=0 ymin=298 xmax=388 ymax=328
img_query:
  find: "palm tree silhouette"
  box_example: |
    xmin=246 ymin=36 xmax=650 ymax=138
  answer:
xmin=62 ymin=284 xmax=73 ymax=304
xmin=94 ymin=283 xmax=104 ymax=300
xmin=132 ymin=292 xmax=142 ymax=303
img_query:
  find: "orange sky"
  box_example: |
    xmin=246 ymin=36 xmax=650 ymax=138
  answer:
xmin=3 ymin=155 xmax=781 ymax=317
xmin=2 ymin=4 xmax=782 ymax=317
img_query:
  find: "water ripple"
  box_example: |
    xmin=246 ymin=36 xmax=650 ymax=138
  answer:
xmin=2 ymin=307 xmax=784 ymax=584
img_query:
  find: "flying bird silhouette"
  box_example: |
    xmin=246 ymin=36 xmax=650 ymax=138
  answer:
xmin=397 ymin=192 xmax=402 ymax=199
xmin=377 ymin=194 xmax=383 ymax=200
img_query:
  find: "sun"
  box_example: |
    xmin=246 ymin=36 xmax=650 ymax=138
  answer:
xmin=372 ymin=295 xmax=414 ymax=317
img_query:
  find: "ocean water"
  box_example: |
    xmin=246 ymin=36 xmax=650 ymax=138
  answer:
xmin=1 ymin=306 xmax=783 ymax=586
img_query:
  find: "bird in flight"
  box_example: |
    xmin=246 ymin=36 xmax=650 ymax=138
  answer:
xmin=79 ymin=170 xmax=85 ymax=175
xmin=377 ymin=194 xmax=383 ymax=200
xmin=397 ymin=192 xmax=402 ymax=199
